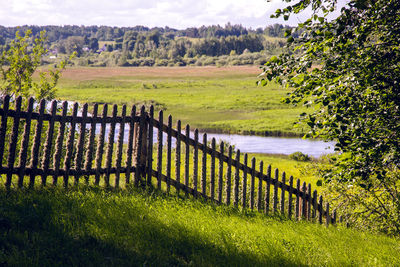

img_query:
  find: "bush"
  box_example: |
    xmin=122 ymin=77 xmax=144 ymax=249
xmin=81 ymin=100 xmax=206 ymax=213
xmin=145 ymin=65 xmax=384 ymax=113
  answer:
xmin=289 ymin=151 xmax=311 ymax=162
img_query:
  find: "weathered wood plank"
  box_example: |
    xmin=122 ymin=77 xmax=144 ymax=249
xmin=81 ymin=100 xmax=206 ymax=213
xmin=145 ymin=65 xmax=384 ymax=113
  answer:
xmin=210 ymin=138 xmax=216 ymax=200
xmin=84 ymin=104 xmax=98 ymax=184
xmin=257 ymin=161 xmax=263 ymax=212
xmin=134 ymin=106 xmax=146 ymax=186
xmin=29 ymin=99 xmax=45 ymax=188
xmin=241 ymin=154 xmax=248 ymax=209
xmin=125 ymin=105 xmax=136 ymax=184
xmin=115 ymin=105 xmax=126 ymax=188
xmin=233 ymin=150 xmax=240 ymax=208
xmin=301 ymin=182 xmax=307 ymax=219
xmin=175 ymin=119 xmax=181 ymax=192
xmin=225 ymin=145 xmax=232 ymax=205
xmin=280 ymin=172 xmax=286 ymax=215
xmin=52 ymin=101 xmax=68 ymax=186
xmin=193 ymin=129 xmax=199 ymax=197
xmin=250 ymin=157 xmax=256 ymax=210
xmin=201 ymin=133 xmax=207 ymax=198
xmin=307 ymin=184 xmax=312 ymax=220
xmin=63 ymin=102 xmax=79 ymax=188
xmin=0 ymin=95 xmax=10 ymax=171
xmin=288 ymin=176 xmax=294 ymax=219
xmin=295 ymin=179 xmax=300 ymax=220
xmin=157 ymin=110 xmax=163 ymax=189
xmin=273 ymin=168 xmax=279 ymax=213
xmin=147 ymin=106 xmax=154 ymax=186
xmin=95 ymin=104 xmax=108 ymax=185
xmin=184 ymin=124 xmax=190 ymax=196
xmin=18 ymin=97 xmax=34 ymax=187
xmin=218 ymin=141 xmax=224 ymax=203
xmin=264 ymin=165 xmax=271 ymax=214
xmin=74 ymin=103 xmax=88 ymax=185
xmin=6 ymin=96 xmax=22 ymax=188
xmin=319 ymin=195 xmax=323 ymax=224
xmin=166 ymin=115 xmax=172 ymax=193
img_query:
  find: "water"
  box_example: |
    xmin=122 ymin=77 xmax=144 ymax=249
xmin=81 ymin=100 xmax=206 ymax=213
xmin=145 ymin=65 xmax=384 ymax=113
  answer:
xmin=68 ymin=101 xmax=335 ymax=158
xmin=100 ymin=124 xmax=334 ymax=158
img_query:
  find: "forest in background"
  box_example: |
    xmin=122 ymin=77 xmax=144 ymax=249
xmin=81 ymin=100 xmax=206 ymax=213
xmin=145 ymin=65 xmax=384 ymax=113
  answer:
xmin=0 ymin=24 xmax=293 ymax=67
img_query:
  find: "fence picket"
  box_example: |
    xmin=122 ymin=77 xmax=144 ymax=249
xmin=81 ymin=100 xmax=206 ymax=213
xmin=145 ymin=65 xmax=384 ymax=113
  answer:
xmin=332 ymin=209 xmax=337 ymax=225
xmin=233 ymin=150 xmax=240 ymax=208
xmin=63 ymin=102 xmax=79 ymax=188
xmin=326 ymin=202 xmax=330 ymax=226
xmin=18 ymin=97 xmax=34 ymax=187
xmin=166 ymin=115 xmax=172 ymax=193
xmin=157 ymin=110 xmax=163 ymax=189
xmin=193 ymin=129 xmax=199 ymax=198
xmin=273 ymin=168 xmax=279 ymax=213
xmin=184 ymin=124 xmax=190 ymax=196
xmin=175 ymin=119 xmax=181 ymax=192
xmin=125 ymin=105 xmax=136 ymax=184
xmin=319 ymin=195 xmax=323 ymax=224
xmin=218 ymin=142 xmax=224 ymax=203
xmin=95 ymin=104 xmax=108 ymax=185
xmin=288 ymin=176 xmax=294 ymax=219
xmin=74 ymin=103 xmax=88 ymax=186
xmin=52 ymin=101 xmax=68 ymax=186
xmin=264 ymin=165 xmax=271 ymax=214
xmin=241 ymin=154 xmax=248 ymax=209
xmin=257 ymin=161 xmax=263 ymax=212
xmin=40 ymin=100 xmax=57 ymax=186
xmin=201 ymin=133 xmax=207 ymax=198
xmin=250 ymin=157 xmax=255 ymax=210
xmin=84 ymin=104 xmax=98 ymax=184
xmin=0 ymin=95 xmax=10 ymax=171
xmin=134 ymin=106 xmax=146 ymax=186
xmin=210 ymin=138 xmax=216 ymax=200
xmin=301 ymin=182 xmax=307 ymax=219
xmin=295 ymin=179 xmax=300 ymax=220
xmin=115 ymin=105 xmax=126 ymax=188
xmin=225 ymin=146 xmax=232 ymax=205
xmin=307 ymin=184 xmax=312 ymax=220
xmin=147 ymin=106 xmax=154 ymax=186
xmin=29 ymin=99 xmax=45 ymax=188
xmin=104 ymin=104 xmax=117 ymax=187
xmin=6 ymin=96 xmax=22 ymax=189
xmin=280 ymin=172 xmax=286 ymax=215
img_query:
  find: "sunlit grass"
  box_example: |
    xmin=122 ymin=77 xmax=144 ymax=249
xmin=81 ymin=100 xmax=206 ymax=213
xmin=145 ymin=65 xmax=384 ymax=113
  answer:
xmin=1 ymin=187 xmax=399 ymax=266
xmin=55 ymin=66 xmax=309 ymax=136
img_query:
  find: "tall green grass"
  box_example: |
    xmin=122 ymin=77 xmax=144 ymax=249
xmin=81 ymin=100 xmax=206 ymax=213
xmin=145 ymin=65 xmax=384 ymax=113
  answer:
xmin=1 ymin=187 xmax=399 ymax=266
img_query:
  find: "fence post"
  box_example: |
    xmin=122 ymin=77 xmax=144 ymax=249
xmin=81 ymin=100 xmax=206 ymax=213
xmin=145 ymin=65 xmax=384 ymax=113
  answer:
xmin=133 ymin=106 xmax=148 ymax=186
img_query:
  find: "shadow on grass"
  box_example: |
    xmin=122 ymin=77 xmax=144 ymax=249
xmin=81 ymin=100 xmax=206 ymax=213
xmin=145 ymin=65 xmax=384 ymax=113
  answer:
xmin=0 ymin=187 xmax=304 ymax=267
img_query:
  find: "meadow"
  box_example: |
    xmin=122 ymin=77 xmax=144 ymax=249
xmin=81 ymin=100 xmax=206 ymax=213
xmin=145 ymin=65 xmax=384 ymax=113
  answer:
xmin=55 ymin=66 xmax=309 ymax=136
xmin=1 ymin=186 xmax=399 ymax=266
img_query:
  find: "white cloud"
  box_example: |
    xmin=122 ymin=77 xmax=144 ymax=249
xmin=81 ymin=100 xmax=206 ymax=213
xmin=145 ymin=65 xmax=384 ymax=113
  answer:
xmin=0 ymin=0 xmax=344 ymax=28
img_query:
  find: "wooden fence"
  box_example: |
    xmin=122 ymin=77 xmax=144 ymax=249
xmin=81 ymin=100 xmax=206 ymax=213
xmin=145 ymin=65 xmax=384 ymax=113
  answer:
xmin=0 ymin=95 xmax=339 ymax=225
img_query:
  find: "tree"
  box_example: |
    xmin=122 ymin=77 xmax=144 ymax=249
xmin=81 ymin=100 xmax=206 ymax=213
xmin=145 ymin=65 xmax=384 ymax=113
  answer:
xmin=259 ymin=0 xmax=400 ymax=234
xmin=0 ymin=30 xmax=70 ymax=100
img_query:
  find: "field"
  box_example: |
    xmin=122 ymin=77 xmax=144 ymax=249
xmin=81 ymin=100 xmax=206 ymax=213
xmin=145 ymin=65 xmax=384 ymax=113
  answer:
xmin=55 ymin=66 xmax=309 ymax=136
xmin=1 ymin=187 xmax=399 ymax=266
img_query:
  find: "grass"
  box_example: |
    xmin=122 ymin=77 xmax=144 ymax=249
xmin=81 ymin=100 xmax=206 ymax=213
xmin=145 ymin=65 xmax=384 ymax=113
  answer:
xmin=54 ymin=66 xmax=309 ymax=136
xmin=1 ymin=186 xmax=399 ymax=266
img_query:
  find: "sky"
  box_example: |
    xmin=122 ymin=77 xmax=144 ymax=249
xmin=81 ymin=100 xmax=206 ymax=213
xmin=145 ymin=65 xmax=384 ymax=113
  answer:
xmin=0 ymin=0 xmax=344 ymax=29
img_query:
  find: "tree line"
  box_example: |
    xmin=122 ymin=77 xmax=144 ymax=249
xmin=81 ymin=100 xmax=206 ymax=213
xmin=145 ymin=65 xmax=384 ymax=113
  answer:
xmin=0 ymin=24 xmax=293 ymax=67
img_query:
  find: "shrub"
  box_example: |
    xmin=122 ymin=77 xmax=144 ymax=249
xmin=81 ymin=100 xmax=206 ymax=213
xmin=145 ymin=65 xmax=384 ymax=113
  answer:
xmin=289 ymin=151 xmax=311 ymax=162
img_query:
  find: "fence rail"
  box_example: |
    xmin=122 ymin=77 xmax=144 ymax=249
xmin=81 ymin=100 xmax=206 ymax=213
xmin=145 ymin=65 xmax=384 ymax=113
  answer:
xmin=0 ymin=95 xmax=339 ymax=226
